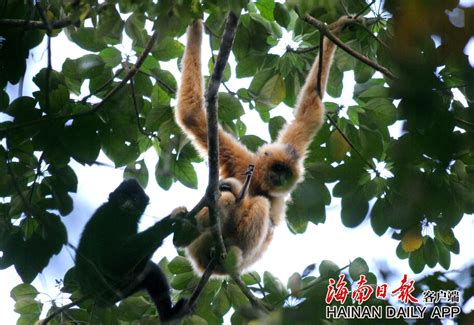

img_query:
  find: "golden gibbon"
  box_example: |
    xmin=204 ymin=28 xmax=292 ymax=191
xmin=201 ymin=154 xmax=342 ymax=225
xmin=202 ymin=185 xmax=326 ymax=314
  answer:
xmin=175 ymin=17 xmax=347 ymax=274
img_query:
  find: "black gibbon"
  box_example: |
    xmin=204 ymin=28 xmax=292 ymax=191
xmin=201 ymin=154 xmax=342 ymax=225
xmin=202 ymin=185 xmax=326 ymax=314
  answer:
xmin=176 ymin=18 xmax=346 ymax=274
xmin=75 ymin=179 xmax=189 ymax=321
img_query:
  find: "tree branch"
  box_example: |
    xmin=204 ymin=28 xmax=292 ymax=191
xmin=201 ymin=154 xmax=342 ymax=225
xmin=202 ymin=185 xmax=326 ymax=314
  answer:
xmin=0 ymin=16 xmax=77 ymax=29
xmin=187 ymin=259 xmax=216 ymax=310
xmin=326 ymin=114 xmax=379 ymax=176
xmin=303 ymin=15 xmax=397 ymax=80
xmin=204 ymin=12 xmax=239 ymax=261
xmin=286 ymin=44 xmax=319 ymax=54
xmin=38 ymin=295 xmax=90 ymax=325
xmin=0 ymin=31 xmax=159 ymax=133
xmin=230 ymin=272 xmax=271 ymax=312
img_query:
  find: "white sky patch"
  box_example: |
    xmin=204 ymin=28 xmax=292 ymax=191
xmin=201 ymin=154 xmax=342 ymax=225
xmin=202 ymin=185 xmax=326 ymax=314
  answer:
xmin=464 ymin=36 xmax=474 ymax=67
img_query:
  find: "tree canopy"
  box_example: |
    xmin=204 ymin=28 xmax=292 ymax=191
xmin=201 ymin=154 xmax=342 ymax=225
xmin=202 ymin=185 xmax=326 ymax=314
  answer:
xmin=0 ymin=0 xmax=473 ymax=324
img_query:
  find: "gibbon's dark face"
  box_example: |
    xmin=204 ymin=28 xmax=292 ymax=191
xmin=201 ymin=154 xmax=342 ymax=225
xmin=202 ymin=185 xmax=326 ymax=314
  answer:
xmin=109 ymin=179 xmax=150 ymax=214
xmin=269 ymin=162 xmax=293 ymax=188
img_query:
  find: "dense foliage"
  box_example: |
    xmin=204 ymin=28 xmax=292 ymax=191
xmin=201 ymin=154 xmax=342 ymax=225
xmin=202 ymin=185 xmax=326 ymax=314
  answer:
xmin=0 ymin=0 xmax=473 ymax=323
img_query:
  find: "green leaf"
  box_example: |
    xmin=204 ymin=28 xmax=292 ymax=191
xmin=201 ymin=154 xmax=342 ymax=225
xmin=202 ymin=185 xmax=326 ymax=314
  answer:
xmin=435 ymin=238 xmax=451 ymax=270
xmin=153 ymin=38 xmax=184 ymax=61
xmin=328 ymin=131 xmax=350 ymax=161
xmin=218 ymin=93 xmax=245 ymax=121
xmin=349 ymin=257 xmax=369 ymax=281
xmin=370 ymin=198 xmax=388 ymax=236
xmin=257 ymin=73 xmax=286 ymax=108
xmin=168 ymin=256 xmax=193 ymax=274
xmin=274 ymin=3 xmax=290 ymax=27
xmin=227 ymin=283 xmax=249 ymax=308
xmin=423 ymin=237 xmax=438 ymax=268
xmin=155 ymin=157 xmax=173 ymax=190
xmin=172 ymin=158 xmax=198 ymax=189
xmin=117 ymin=296 xmax=150 ymax=321
xmin=268 ymin=116 xmax=286 ymax=141
xmin=171 ymin=272 xmax=195 ymax=290
xmin=10 ymin=284 xmax=39 ymax=301
xmin=77 ymin=54 xmax=106 ymax=79
xmin=263 ymin=271 xmax=287 ymax=300
xmin=287 ymin=272 xmax=303 ymax=297
xmin=240 ymin=135 xmax=266 ymax=152
xmin=396 ymin=242 xmax=409 ymax=259
xmin=319 ymin=260 xmax=340 ymax=278
xmin=68 ymin=27 xmax=107 ymax=52
xmin=125 ymin=13 xmax=147 ymax=48
xmin=408 ymin=247 xmax=425 ymax=274
xmin=212 ymin=287 xmax=231 ymax=316
xmin=14 ymin=297 xmax=42 ymax=315
xmin=341 ymin=191 xmax=368 ymax=228
xmin=256 ymin=0 xmax=275 ymax=20
xmin=363 ymin=98 xmax=397 ymax=126
xmin=124 ymin=160 xmax=149 ymax=188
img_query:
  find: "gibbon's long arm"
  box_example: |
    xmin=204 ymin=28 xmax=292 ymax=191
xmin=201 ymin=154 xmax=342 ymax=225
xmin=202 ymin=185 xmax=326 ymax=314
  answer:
xmin=176 ymin=20 xmax=254 ymax=178
xmin=277 ymin=35 xmax=340 ymax=158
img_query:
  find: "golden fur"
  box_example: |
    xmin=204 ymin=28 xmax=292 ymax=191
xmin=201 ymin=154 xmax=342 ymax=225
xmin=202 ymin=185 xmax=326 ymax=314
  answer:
xmin=186 ymin=178 xmax=270 ymax=274
xmin=176 ymin=18 xmax=342 ymax=274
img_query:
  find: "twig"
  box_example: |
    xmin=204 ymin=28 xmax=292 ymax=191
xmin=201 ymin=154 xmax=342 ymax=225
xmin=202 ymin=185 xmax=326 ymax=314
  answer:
xmin=80 ymin=68 xmax=124 ymax=103
xmin=187 ymin=259 xmax=216 ymax=309
xmin=0 ymin=31 xmax=159 ymax=133
xmin=0 ymin=16 xmax=77 ymax=29
xmin=230 ymin=272 xmax=271 ymax=312
xmin=286 ymin=45 xmax=319 ymax=54
xmin=326 ymin=114 xmax=379 ymax=176
xmin=454 ymin=117 xmax=474 ymax=129
xmin=35 ymin=2 xmax=52 ymax=115
xmin=303 ymin=15 xmax=397 ymax=80
xmin=316 ymin=33 xmax=324 ymax=98
xmin=28 ymin=151 xmax=45 ymax=205
xmin=355 ymin=0 xmax=376 ymax=19
xmin=339 ymin=0 xmax=350 ymax=16
xmin=138 ymin=70 xmax=177 ymax=94
xmin=129 ymin=76 xmax=159 ymax=140
xmin=204 ymin=12 xmax=239 ymax=261
xmin=206 ymin=24 xmax=236 ymax=96
xmin=355 ymin=22 xmax=389 ymax=49
xmin=38 ymin=295 xmax=90 ymax=325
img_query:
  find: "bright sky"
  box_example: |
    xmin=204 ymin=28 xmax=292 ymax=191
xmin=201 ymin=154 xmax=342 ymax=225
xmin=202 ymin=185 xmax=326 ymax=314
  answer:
xmin=1 ymin=3 xmax=474 ymax=322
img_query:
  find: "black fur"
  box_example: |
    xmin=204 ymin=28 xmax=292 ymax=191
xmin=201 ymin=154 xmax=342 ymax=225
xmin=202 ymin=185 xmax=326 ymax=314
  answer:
xmin=75 ymin=179 xmax=188 ymax=321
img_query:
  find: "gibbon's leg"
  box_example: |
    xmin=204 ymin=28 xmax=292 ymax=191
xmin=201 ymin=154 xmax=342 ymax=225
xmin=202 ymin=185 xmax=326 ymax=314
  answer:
xmin=277 ymin=29 xmax=343 ymax=158
xmin=229 ymin=195 xmax=271 ymax=269
xmin=140 ymin=262 xmax=189 ymax=321
xmin=176 ymin=20 xmax=254 ymax=179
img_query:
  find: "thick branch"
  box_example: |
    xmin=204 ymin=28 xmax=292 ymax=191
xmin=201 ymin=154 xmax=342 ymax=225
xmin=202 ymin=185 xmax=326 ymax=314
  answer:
xmin=0 ymin=31 xmax=158 ymax=133
xmin=187 ymin=259 xmax=216 ymax=309
xmin=204 ymin=12 xmax=239 ymax=260
xmin=303 ymin=15 xmax=397 ymax=80
xmin=0 ymin=16 xmax=77 ymax=29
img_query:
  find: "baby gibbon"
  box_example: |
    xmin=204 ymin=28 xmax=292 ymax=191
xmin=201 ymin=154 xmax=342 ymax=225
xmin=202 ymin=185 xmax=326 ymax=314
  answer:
xmin=176 ymin=17 xmax=347 ymax=274
xmin=186 ymin=177 xmax=271 ymax=274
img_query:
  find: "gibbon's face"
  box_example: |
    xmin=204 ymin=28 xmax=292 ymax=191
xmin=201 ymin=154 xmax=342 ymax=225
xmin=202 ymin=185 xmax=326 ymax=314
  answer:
xmin=218 ymin=178 xmax=242 ymax=206
xmin=257 ymin=143 xmax=301 ymax=196
xmin=109 ymin=179 xmax=150 ymax=215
